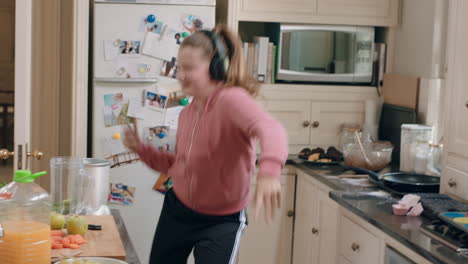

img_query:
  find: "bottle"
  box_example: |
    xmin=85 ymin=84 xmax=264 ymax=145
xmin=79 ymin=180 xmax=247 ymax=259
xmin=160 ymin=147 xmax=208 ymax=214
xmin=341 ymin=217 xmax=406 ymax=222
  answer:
xmin=0 ymin=170 xmax=51 ymax=264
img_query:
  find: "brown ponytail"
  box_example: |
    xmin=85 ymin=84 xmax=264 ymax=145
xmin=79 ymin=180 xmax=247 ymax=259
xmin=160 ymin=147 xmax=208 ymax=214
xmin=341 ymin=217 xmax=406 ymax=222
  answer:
xmin=180 ymin=24 xmax=260 ymax=97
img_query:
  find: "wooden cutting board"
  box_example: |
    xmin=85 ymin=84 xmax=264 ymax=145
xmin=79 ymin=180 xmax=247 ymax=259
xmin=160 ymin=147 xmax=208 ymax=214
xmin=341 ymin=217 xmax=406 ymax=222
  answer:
xmin=52 ymin=215 xmax=126 ymax=261
xmin=382 ymin=73 xmax=420 ymax=109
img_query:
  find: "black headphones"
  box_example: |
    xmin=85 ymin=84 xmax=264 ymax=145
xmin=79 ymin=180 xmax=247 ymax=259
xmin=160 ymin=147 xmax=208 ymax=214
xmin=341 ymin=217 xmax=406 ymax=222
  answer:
xmin=200 ymin=30 xmax=229 ymax=81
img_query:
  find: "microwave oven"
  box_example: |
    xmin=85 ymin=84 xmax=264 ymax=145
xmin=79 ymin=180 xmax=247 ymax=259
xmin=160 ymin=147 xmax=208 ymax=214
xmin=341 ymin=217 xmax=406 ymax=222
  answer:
xmin=277 ymin=24 xmax=375 ymax=84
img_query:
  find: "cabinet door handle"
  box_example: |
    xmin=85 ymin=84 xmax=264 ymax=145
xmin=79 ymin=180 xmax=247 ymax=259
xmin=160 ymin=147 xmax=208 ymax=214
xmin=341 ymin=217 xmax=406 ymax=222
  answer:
xmin=302 ymin=121 xmax=311 ymax=128
xmin=351 ymin=242 xmax=360 ymax=251
xmin=311 ymin=227 xmax=319 ymax=234
xmin=287 ymin=210 xmax=294 ymax=217
xmin=312 ymin=121 xmax=320 ymax=128
xmin=448 ymin=178 xmax=457 ymax=188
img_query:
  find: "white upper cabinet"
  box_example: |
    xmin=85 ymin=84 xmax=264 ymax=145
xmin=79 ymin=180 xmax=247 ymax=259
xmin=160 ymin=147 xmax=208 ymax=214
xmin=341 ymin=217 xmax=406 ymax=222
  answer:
xmin=260 ymin=100 xmax=312 ymax=145
xmin=239 ymin=0 xmax=317 ymax=16
xmin=318 ymin=0 xmax=394 ymax=18
xmin=230 ymin=0 xmax=399 ymax=26
xmin=310 ymin=102 xmax=365 ymax=146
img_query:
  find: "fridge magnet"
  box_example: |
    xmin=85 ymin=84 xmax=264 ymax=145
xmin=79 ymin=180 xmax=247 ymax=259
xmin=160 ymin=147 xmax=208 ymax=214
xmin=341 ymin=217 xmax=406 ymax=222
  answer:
xmin=119 ymin=40 xmax=141 ymax=55
xmin=106 ymin=151 xmax=139 ymax=169
xmin=108 ymin=183 xmax=136 ymax=206
xmin=180 ymin=13 xmax=205 ymax=34
xmin=139 ymin=14 xmax=164 ymax=34
xmin=128 ymin=63 xmax=152 ymax=78
xmin=103 ymin=93 xmax=133 ymax=127
xmin=144 ymin=91 xmax=167 ymax=111
xmin=160 ymin=57 xmax=178 ymax=79
xmin=153 ymin=173 xmax=173 ymax=194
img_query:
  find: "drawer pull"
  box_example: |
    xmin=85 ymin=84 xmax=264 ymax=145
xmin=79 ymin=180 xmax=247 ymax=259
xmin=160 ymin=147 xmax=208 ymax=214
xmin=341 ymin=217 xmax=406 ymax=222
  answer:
xmin=302 ymin=121 xmax=311 ymax=128
xmin=448 ymin=178 xmax=457 ymax=188
xmin=312 ymin=121 xmax=320 ymax=128
xmin=311 ymin=227 xmax=319 ymax=234
xmin=351 ymin=243 xmax=360 ymax=251
xmin=287 ymin=210 xmax=294 ymax=217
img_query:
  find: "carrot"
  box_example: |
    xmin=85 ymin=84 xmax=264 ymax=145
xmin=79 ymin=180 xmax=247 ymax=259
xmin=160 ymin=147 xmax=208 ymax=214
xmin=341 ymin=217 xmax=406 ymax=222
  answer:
xmin=69 ymin=243 xmax=80 ymax=249
xmin=51 ymin=230 xmax=65 ymax=237
xmin=62 ymin=237 xmax=71 ymax=248
xmin=51 ymin=236 xmax=63 ymax=243
xmin=52 ymin=243 xmax=63 ymax=249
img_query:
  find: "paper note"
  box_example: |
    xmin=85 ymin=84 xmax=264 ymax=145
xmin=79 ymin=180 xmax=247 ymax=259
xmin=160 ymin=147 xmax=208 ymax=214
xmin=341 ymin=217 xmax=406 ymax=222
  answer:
xmin=127 ymin=97 xmax=145 ymax=119
xmin=104 ymin=40 xmax=120 ymax=61
xmin=164 ymin=105 xmax=184 ymax=128
xmin=142 ymin=31 xmax=179 ymax=62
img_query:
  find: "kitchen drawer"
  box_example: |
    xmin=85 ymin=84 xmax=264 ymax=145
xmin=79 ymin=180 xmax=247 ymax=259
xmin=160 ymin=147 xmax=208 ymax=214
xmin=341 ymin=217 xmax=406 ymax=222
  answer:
xmin=441 ymin=166 xmax=468 ymax=201
xmin=339 ymin=215 xmax=380 ymax=264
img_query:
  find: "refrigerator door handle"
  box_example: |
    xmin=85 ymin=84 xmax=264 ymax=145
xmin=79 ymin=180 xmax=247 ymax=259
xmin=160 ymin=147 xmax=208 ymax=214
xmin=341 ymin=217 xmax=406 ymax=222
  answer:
xmin=94 ymin=78 xmax=158 ymax=83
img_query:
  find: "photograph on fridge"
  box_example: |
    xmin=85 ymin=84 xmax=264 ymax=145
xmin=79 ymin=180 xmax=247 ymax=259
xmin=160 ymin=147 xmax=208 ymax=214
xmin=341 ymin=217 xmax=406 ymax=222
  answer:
xmin=119 ymin=40 xmax=141 ymax=55
xmin=165 ymin=91 xmax=185 ymax=108
xmin=103 ymin=93 xmax=133 ymax=127
xmin=180 ymin=13 xmax=205 ymax=34
xmin=144 ymin=91 xmax=167 ymax=111
xmin=160 ymin=57 xmax=178 ymax=79
xmin=108 ymin=183 xmax=136 ymax=206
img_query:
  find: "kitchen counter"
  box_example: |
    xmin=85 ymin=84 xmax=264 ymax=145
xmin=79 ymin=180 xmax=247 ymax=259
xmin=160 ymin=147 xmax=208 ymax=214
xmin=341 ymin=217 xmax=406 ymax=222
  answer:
xmin=112 ymin=209 xmax=141 ymax=264
xmin=290 ymin=158 xmax=468 ymax=264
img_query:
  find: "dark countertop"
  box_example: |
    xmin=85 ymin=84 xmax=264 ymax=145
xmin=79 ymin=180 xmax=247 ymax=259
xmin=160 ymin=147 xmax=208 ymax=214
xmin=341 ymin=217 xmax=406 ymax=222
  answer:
xmin=289 ymin=158 xmax=468 ymax=264
xmin=112 ymin=209 xmax=141 ymax=264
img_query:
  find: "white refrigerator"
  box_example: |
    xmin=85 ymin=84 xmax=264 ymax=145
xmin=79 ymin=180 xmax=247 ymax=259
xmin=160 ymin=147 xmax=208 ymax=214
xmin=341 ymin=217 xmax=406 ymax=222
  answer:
xmin=91 ymin=0 xmax=215 ymax=262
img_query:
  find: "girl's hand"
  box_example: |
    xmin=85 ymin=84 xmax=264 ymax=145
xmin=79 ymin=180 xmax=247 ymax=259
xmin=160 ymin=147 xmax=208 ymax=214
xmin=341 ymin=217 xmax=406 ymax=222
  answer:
xmin=253 ymin=176 xmax=281 ymax=224
xmin=122 ymin=119 xmax=141 ymax=153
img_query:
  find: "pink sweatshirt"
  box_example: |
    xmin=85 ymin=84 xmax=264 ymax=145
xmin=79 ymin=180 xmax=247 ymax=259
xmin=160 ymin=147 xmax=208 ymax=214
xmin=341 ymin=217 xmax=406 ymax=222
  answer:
xmin=137 ymin=87 xmax=288 ymax=215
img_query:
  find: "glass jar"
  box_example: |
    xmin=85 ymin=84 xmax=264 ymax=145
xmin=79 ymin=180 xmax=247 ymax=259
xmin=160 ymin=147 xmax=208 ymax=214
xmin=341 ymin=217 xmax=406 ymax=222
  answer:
xmin=50 ymin=157 xmax=87 ymax=215
xmin=426 ymin=143 xmax=443 ymax=176
xmin=413 ymin=141 xmax=429 ymax=174
xmin=400 ymin=125 xmax=433 ymax=172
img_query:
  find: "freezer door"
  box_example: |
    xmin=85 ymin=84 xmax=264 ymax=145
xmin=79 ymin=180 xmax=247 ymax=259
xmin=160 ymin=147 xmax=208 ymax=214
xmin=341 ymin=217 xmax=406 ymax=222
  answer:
xmin=94 ymin=0 xmax=215 ymax=6
xmin=93 ymin=3 xmax=215 ymax=79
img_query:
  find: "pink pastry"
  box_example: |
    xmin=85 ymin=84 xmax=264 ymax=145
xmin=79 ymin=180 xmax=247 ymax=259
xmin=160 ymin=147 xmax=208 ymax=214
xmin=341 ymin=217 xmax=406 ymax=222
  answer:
xmin=398 ymin=194 xmax=420 ymax=208
xmin=407 ymin=202 xmax=424 ymax=216
xmin=392 ymin=204 xmax=410 ymax=215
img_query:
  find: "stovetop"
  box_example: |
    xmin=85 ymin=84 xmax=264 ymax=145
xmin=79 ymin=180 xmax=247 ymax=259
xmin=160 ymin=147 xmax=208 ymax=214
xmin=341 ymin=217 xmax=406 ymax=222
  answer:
xmin=417 ymin=193 xmax=468 ymax=255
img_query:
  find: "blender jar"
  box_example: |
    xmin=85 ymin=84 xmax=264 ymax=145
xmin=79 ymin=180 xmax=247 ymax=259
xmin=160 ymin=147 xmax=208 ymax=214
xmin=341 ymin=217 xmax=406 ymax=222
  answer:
xmin=50 ymin=157 xmax=87 ymax=215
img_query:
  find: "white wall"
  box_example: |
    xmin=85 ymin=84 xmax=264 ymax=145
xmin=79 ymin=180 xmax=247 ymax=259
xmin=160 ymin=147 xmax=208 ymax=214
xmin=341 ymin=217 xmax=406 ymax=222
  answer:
xmin=393 ymin=0 xmax=448 ymax=79
xmin=392 ymin=0 xmax=448 ymax=143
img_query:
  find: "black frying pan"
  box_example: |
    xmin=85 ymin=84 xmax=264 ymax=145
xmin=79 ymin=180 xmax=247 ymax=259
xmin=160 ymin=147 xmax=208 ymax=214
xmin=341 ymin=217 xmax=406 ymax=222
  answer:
xmin=382 ymin=172 xmax=440 ymax=193
xmin=343 ymin=166 xmax=440 ymax=193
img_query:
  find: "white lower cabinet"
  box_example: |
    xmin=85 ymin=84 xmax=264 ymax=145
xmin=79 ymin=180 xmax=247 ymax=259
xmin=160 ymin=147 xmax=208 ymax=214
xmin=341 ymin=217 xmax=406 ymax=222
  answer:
xmin=339 ymin=215 xmax=380 ymax=264
xmin=237 ymin=174 xmax=295 ymax=264
xmin=292 ymin=169 xmax=339 ymax=264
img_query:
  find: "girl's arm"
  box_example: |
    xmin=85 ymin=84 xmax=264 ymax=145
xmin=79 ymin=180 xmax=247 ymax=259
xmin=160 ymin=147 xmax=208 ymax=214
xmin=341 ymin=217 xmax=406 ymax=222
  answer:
xmin=137 ymin=144 xmax=175 ymax=174
xmin=223 ymin=88 xmax=289 ymax=178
